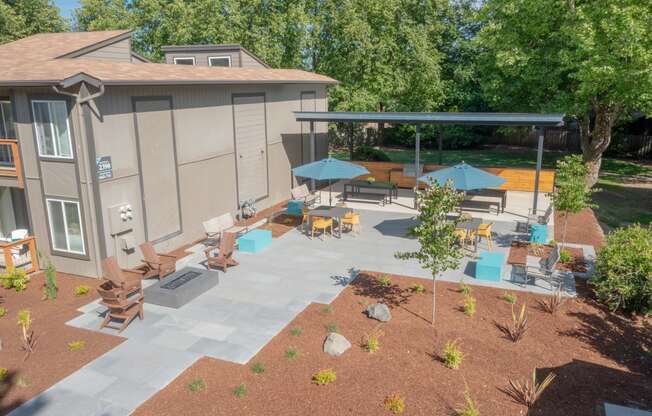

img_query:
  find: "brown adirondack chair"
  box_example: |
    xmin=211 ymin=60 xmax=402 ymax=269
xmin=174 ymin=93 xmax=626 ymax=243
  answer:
xmin=97 ymin=282 xmax=144 ymax=333
xmin=204 ymin=232 xmax=239 ymax=272
xmin=139 ymin=242 xmax=176 ymax=280
xmin=101 ymin=256 xmax=144 ymax=295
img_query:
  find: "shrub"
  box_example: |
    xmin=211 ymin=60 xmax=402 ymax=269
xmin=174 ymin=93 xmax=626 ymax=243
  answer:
xmin=17 ymin=309 xmax=36 ymax=359
xmin=378 ymin=274 xmax=392 ymax=287
xmin=501 ymin=292 xmax=517 ymax=305
xmin=507 ymin=369 xmax=556 ymax=407
xmin=325 ymin=322 xmax=338 ymax=333
xmin=505 ymin=304 xmax=529 ymax=343
xmin=0 ymin=307 xmax=7 ymax=317
xmin=362 ymin=327 xmax=383 ymax=353
xmin=251 ymin=362 xmax=265 ymax=374
xmin=0 ymin=368 xmax=7 ymax=382
xmin=559 ymin=249 xmax=572 ymax=264
xmin=351 ymin=145 xmax=391 ymax=162
xmin=233 ymin=383 xmax=247 ymax=398
xmin=459 ymin=280 xmax=471 ymax=296
xmin=1 ymin=269 xmax=30 ymax=292
xmin=383 ymin=393 xmax=406 ymax=414
xmin=456 ymin=386 xmax=480 ymax=416
xmin=312 ymin=369 xmax=336 ymax=385
xmin=540 ymin=289 xmax=565 ymax=314
xmin=286 ymin=347 xmax=298 ymax=360
xmin=442 ymin=340 xmax=464 ymax=369
xmin=322 ymin=305 xmax=334 ymax=314
xmin=411 ymin=283 xmax=426 ymax=294
xmin=592 ymin=224 xmax=652 ymax=314
xmin=463 ymin=296 xmax=476 ymax=317
xmin=290 ymin=326 xmax=303 ymax=336
xmin=74 ymin=285 xmax=90 ymax=297
xmin=68 ymin=341 xmax=85 ymax=351
xmin=42 ymin=261 xmax=58 ymax=300
xmin=188 ymin=378 xmax=206 ymax=392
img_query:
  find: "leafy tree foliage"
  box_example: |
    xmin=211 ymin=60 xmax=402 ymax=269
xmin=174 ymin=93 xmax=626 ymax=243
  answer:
xmin=0 ymin=0 xmax=68 ymax=44
xmin=477 ymin=0 xmax=652 ymax=186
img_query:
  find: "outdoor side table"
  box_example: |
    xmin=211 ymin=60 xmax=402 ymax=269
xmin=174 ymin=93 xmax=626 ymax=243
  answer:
xmin=237 ymin=229 xmax=272 ymax=253
xmin=530 ymin=224 xmax=548 ymax=243
xmin=476 ymin=251 xmax=505 ymax=282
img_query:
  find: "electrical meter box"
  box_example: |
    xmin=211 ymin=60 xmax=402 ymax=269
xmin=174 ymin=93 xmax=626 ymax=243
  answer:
xmin=108 ymin=203 xmax=134 ymax=235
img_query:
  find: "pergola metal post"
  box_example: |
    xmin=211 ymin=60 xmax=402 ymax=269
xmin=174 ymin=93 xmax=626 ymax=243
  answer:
xmin=532 ymin=127 xmax=545 ymax=212
xmin=438 ymin=129 xmax=443 ymax=165
xmin=310 ymin=120 xmax=315 ymax=191
xmin=414 ymin=124 xmax=421 ymax=209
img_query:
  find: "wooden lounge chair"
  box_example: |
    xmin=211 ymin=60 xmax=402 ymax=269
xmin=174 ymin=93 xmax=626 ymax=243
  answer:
xmin=204 ymin=232 xmax=239 ymax=272
xmin=101 ymin=256 xmax=144 ymax=295
xmin=139 ymin=242 xmax=176 ymax=280
xmin=97 ymin=282 xmax=144 ymax=333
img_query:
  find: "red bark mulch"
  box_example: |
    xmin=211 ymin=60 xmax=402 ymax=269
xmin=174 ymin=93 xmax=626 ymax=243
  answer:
xmin=134 ymin=272 xmax=652 ymax=416
xmin=555 ymin=208 xmax=605 ymax=248
xmin=0 ymin=273 xmax=123 ymax=415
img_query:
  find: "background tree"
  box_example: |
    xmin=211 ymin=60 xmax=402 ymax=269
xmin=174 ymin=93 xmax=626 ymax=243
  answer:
xmin=477 ymin=0 xmax=652 ymax=186
xmin=0 ymin=0 xmax=67 ymax=44
xmin=551 ymin=155 xmax=597 ymax=246
xmin=74 ymin=0 xmax=134 ymax=31
xmin=395 ymin=180 xmax=464 ymax=325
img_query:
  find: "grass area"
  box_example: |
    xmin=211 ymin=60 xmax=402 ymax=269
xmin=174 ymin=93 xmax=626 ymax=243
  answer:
xmin=593 ymin=180 xmax=652 ymax=230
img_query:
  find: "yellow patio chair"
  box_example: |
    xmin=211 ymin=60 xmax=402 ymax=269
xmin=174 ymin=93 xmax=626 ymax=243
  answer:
xmin=454 ymin=228 xmax=469 ymax=246
xmin=341 ymin=212 xmax=361 ymax=234
xmin=311 ymin=216 xmax=333 ymax=239
xmin=300 ymin=207 xmax=310 ymax=232
xmin=475 ymin=222 xmax=494 ymax=249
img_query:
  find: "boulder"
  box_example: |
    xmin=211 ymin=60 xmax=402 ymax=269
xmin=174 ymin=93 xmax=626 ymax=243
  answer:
xmin=323 ymin=332 xmax=351 ymax=357
xmin=366 ymin=303 xmax=391 ymax=322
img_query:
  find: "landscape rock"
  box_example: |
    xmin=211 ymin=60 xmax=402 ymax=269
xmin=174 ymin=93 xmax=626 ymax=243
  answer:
xmin=366 ymin=303 xmax=392 ymax=322
xmin=323 ymin=332 xmax=351 ymax=357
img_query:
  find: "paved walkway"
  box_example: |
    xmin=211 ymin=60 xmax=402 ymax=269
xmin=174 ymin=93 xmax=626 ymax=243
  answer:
xmin=11 ymin=209 xmax=579 ymax=416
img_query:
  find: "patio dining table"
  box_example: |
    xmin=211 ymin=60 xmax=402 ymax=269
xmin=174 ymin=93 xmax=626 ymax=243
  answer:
xmin=306 ymin=206 xmax=353 ymax=238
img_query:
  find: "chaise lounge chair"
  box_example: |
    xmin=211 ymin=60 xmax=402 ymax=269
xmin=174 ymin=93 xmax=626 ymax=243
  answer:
xmin=139 ymin=242 xmax=176 ymax=280
xmin=202 ymin=212 xmax=247 ymax=244
xmin=525 ymin=244 xmax=562 ymax=288
xmin=517 ymin=204 xmax=553 ymax=233
xmin=291 ymin=184 xmax=321 ymax=207
xmin=204 ymin=232 xmax=239 ymax=272
xmin=97 ymin=281 xmax=144 ymax=333
xmin=101 ymin=256 xmax=144 ymax=295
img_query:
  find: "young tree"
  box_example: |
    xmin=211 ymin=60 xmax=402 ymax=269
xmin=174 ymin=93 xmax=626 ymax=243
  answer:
xmin=395 ymin=180 xmax=464 ymax=324
xmin=551 ymin=155 xmax=596 ymax=246
xmin=477 ymin=0 xmax=652 ymax=186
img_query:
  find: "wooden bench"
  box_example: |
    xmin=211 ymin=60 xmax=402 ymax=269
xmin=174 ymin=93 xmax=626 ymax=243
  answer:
xmin=460 ymin=199 xmax=500 ymax=215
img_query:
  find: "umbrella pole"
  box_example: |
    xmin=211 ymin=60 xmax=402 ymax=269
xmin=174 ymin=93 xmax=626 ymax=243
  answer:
xmin=329 ymin=179 xmax=332 ymax=206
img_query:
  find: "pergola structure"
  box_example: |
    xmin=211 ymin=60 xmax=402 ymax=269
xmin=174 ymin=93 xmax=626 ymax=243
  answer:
xmin=294 ymin=111 xmax=565 ymax=211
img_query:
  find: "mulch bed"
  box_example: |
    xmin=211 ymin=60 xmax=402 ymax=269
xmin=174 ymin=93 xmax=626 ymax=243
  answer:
xmin=134 ymin=272 xmax=652 ymax=416
xmin=555 ymin=208 xmax=605 ymax=248
xmin=0 ymin=272 xmax=123 ymax=415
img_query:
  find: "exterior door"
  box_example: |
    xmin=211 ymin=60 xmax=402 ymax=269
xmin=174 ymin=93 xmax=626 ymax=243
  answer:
xmin=233 ymin=94 xmax=268 ymax=202
xmin=133 ymin=97 xmax=181 ymax=243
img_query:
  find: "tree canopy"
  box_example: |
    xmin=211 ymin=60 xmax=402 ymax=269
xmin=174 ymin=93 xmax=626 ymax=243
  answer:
xmin=0 ymin=0 xmax=68 ymax=43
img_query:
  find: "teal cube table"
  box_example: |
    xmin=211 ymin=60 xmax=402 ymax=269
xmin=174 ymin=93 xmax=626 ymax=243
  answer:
xmin=530 ymin=224 xmax=548 ymax=243
xmin=237 ymin=229 xmax=272 ymax=253
xmin=476 ymin=251 xmax=505 ymax=282
xmin=286 ymin=200 xmax=304 ymax=216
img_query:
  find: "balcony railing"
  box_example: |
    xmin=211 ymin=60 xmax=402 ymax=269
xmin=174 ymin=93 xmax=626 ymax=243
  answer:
xmin=0 ymin=236 xmax=39 ymax=274
xmin=0 ymin=138 xmax=23 ymax=187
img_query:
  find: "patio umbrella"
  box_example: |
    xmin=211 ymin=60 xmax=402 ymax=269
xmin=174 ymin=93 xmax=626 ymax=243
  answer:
xmin=417 ymin=162 xmax=506 ymax=190
xmin=292 ymin=157 xmax=370 ymax=205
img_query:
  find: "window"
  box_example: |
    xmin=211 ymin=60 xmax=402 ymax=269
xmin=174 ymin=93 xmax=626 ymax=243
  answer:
xmin=46 ymin=198 xmax=85 ymax=255
xmin=31 ymin=100 xmax=73 ymax=159
xmin=173 ymin=57 xmax=195 ymax=65
xmin=0 ymin=100 xmax=16 ymax=138
xmin=208 ymin=56 xmax=232 ymax=67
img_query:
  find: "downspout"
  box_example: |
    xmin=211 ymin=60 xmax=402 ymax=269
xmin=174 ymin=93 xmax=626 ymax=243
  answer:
xmin=52 ymin=83 xmax=106 ymax=277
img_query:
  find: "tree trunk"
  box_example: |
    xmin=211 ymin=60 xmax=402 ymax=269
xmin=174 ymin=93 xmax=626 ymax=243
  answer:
xmin=348 ymin=124 xmax=355 ymax=160
xmin=562 ymin=212 xmax=569 ymax=247
xmin=579 ymin=102 xmax=619 ymax=187
xmin=431 ymin=274 xmax=436 ymax=325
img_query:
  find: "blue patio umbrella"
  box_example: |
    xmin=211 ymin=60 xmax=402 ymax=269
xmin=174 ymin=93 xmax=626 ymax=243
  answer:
xmin=292 ymin=157 xmax=369 ymax=205
xmin=417 ymin=162 xmax=506 ymax=190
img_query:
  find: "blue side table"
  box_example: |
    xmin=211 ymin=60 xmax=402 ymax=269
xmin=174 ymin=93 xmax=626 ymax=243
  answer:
xmin=286 ymin=200 xmax=304 ymax=217
xmin=237 ymin=229 xmax=273 ymax=253
xmin=476 ymin=251 xmax=505 ymax=282
xmin=530 ymin=224 xmax=548 ymax=243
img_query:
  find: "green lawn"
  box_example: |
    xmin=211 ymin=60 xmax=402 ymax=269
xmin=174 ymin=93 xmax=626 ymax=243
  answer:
xmin=594 ymin=180 xmax=652 ymax=230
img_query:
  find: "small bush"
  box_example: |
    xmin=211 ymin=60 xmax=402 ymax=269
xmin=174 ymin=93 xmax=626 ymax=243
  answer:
xmin=442 ymin=340 xmax=464 ymax=369
xmin=0 ymin=307 xmax=7 ymax=317
xmin=507 ymin=369 xmax=556 ymax=408
xmin=351 ymin=145 xmax=391 ymax=162
xmin=322 ymin=305 xmax=334 ymax=314
xmin=0 ymin=368 xmax=7 ymax=382
xmin=540 ymin=289 xmax=565 ymax=314
xmin=325 ymin=322 xmax=338 ymax=333
xmin=456 ymin=386 xmax=480 ymax=416
xmin=592 ymin=224 xmax=652 ymax=313
xmin=286 ymin=347 xmax=298 ymax=360
xmin=362 ymin=327 xmax=383 ymax=353
xmin=411 ymin=283 xmax=426 ymax=294
xmin=233 ymin=383 xmax=247 ymax=398
xmin=188 ymin=378 xmax=206 ymax=393
xmin=463 ymin=296 xmax=476 ymax=317
xmin=506 ymin=304 xmax=528 ymax=343
xmin=378 ymin=274 xmax=392 ymax=287
xmin=74 ymin=285 xmax=90 ymax=297
xmin=559 ymin=249 xmax=572 ymax=264
xmin=459 ymin=280 xmax=471 ymax=296
xmin=42 ymin=261 xmax=58 ymax=300
xmin=17 ymin=309 xmax=36 ymax=359
xmin=1 ymin=269 xmax=30 ymax=292
xmin=68 ymin=341 xmax=85 ymax=351
xmin=383 ymin=393 xmax=406 ymax=414
xmin=312 ymin=369 xmax=336 ymax=385
xmin=501 ymin=292 xmax=517 ymax=305
xmin=251 ymin=362 xmax=265 ymax=374
xmin=290 ymin=326 xmax=303 ymax=336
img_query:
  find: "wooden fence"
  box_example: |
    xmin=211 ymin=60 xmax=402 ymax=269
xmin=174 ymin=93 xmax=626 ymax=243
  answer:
xmin=488 ymin=128 xmax=581 ymax=152
xmin=351 ymin=161 xmax=555 ymax=193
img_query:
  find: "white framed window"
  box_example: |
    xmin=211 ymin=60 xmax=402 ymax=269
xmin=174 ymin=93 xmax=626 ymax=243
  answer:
xmin=173 ymin=57 xmax=195 ymax=65
xmin=0 ymin=100 xmax=16 ymax=138
xmin=208 ymin=56 xmax=232 ymax=67
xmin=46 ymin=198 xmax=85 ymax=255
xmin=31 ymin=100 xmax=73 ymax=159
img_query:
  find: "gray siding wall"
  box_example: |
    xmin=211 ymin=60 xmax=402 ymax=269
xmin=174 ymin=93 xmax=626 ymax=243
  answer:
xmin=79 ymin=38 xmax=132 ymax=62
xmin=164 ymin=50 xmax=266 ymax=68
xmin=239 ymin=50 xmax=266 ymax=68
xmin=89 ymin=83 xmax=327 ymax=270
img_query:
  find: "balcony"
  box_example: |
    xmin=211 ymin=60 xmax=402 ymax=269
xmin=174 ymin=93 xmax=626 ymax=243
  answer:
xmin=0 ymin=139 xmax=23 ymax=188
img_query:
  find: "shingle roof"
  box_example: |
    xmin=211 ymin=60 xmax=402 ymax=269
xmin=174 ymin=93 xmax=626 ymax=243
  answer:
xmin=0 ymin=31 xmax=337 ymax=86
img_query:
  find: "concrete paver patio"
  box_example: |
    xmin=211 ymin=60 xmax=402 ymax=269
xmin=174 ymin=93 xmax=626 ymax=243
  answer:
xmin=10 ymin=208 xmax=575 ymax=416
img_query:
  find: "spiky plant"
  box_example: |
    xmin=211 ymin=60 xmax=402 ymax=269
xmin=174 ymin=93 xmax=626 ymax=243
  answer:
xmin=540 ymin=289 xmax=565 ymax=314
xmin=17 ymin=309 xmax=36 ymax=359
xmin=507 ymin=369 xmax=556 ymax=407
xmin=507 ymin=304 xmax=528 ymax=343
